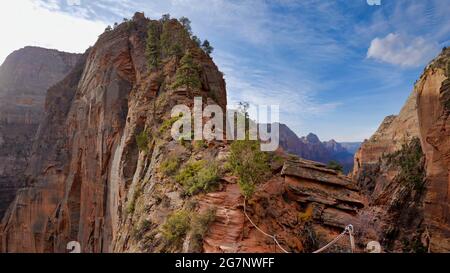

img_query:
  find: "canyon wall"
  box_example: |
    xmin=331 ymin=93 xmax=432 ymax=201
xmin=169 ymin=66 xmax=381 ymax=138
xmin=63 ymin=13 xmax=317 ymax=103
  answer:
xmin=0 ymin=47 xmax=80 ymax=218
xmin=416 ymin=48 xmax=450 ymax=252
xmin=353 ymin=47 xmax=450 ymax=252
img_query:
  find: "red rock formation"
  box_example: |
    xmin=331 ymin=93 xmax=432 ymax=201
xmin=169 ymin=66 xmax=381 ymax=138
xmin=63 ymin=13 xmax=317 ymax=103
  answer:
xmin=195 ymin=158 xmax=365 ymax=253
xmin=416 ymin=48 xmax=450 ymax=252
xmin=0 ymin=13 xmax=226 ymax=253
xmin=353 ymin=48 xmax=450 ymax=252
xmin=0 ymin=47 xmax=80 ymax=218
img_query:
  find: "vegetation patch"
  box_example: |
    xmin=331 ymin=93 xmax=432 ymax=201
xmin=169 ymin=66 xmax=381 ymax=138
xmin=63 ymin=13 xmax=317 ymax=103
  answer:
xmin=146 ymin=21 xmax=162 ymax=69
xmin=159 ymin=115 xmax=182 ymax=134
xmin=161 ymin=210 xmax=191 ymax=249
xmin=327 ymin=160 xmax=344 ymax=173
xmin=132 ymin=219 xmax=153 ymax=241
xmin=171 ymin=50 xmax=202 ymax=92
xmin=126 ymin=185 xmax=143 ymax=215
xmin=175 ymin=160 xmax=219 ymax=196
xmin=190 ymin=208 xmax=217 ymax=252
xmin=193 ymin=140 xmax=207 ymax=151
xmin=160 ymin=156 xmax=180 ymax=176
xmin=228 ymin=139 xmax=270 ymax=198
xmin=136 ymin=129 xmax=151 ymax=153
xmin=386 ymin=137 xmax=425 ymax=191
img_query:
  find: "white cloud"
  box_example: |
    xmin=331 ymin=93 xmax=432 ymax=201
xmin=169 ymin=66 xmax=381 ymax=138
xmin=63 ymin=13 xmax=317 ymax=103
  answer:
xmin=0 ymin=0 xmax=106 ymax=65
xmin=367 ymin=33 xmax=440 ymax=67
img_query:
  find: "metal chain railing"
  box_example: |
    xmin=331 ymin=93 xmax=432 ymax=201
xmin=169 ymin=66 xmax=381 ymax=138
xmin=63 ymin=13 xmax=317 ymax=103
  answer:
xmin=243 ymin=198 xmax=356 ymax=254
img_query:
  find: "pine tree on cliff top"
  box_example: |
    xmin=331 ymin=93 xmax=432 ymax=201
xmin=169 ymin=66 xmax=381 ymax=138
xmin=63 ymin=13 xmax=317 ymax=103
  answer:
xmin=171 ymin=50 xmax=201 ymax=92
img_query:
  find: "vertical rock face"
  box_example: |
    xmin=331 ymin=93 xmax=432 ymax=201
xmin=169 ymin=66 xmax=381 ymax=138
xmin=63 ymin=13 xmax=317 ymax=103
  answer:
xmin=0 ymin=47 xmax=80 ymax=218
xmin=353 ymin=89 xmax=420 ymax=195
xmin=353 ymin=48 xmax=450 ymax=252
xmin=416 ymin=48 xmax=450 ymax=252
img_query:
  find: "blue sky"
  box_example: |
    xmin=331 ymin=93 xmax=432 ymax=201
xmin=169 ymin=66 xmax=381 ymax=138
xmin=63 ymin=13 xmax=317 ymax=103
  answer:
xmin=2 ymin=0 xmax=449 ymax=141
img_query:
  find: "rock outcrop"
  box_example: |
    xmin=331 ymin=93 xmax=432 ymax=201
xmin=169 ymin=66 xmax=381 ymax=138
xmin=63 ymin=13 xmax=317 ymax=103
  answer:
xmin=0 ymin=47 xmax=80 ymax=218
xmin=194 ymin=158 xmax=365 ymax=253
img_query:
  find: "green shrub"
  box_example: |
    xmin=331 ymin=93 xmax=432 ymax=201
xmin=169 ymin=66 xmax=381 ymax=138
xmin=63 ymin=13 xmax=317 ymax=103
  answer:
xmin=126 ymin=186 xmax=143 ymax=215
xmin=160 ymin=157 xmax=180 ymax=176
xmin=386 ymin=137 xmax=425 ymax=191
xmin=136 ymin=129 xmax=150 ymax=153
xmin=201 ymin=40 xmax=214 ymax=55
xmin=228 ymin=139 xmax=270 ymax=198
xmin=159 ymin=115 xmax=182 ymax=134
xmin=175 ymin=160 xmax=219 ymax=195
xmin=190 ymin=208 xmax=216 ymax=252
xmin=327 ymin=160 xmax=344 ymax=173
xmin=161 ymin=210 xmax=191 ymax=248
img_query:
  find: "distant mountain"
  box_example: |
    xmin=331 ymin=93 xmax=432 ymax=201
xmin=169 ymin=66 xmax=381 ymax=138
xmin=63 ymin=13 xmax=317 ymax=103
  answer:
xmin=277 ymin=123 xmax=361 ymax=173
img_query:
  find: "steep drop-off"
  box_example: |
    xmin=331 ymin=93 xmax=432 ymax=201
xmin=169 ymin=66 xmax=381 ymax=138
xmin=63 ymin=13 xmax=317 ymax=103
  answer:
xmin=353 ymin=47 xmax=450 ymax=252
xmin=0 ymin=47 xmax=80 ymax=218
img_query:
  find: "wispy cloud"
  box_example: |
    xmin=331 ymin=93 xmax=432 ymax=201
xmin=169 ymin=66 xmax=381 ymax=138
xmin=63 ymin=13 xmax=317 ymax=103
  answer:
xmin=367 ymin=33 xmax=441 ymax=67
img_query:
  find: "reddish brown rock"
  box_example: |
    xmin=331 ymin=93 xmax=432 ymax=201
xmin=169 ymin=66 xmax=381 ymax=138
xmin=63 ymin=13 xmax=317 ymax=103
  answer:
xmin=0 ymin=47 xmax=80 ymax=219
xmin=416 ymin=48 xmax=450 ymax=252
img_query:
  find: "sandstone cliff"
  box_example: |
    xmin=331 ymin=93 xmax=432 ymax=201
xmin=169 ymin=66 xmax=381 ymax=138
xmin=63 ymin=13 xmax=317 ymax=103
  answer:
xmin=0 ymin=47 xmax=80 ymax=218
xmin=416 ymin=48 xmax=450 ymax=252
xmin=353 ymin=47 xmax=450 ymax=252
xmin=0 ymin=13 xmax=365 ymax=253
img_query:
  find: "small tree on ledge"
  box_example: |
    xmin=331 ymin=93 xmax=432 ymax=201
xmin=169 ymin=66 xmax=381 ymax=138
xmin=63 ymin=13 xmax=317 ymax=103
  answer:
xmin=201 ymin=40 xmax=214 ymax=56
xmin=171 ymin=50 xmax=202 ymax=94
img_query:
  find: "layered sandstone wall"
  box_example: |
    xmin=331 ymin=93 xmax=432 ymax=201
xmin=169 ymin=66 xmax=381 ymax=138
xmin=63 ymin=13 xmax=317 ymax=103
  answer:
xmin=416 ymin=48 xmax=450 ymax=252
xmin=0 ymin=47 xmax=80 ymax=219
xmin=353 ymin=47 xmax=450 ymax=252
